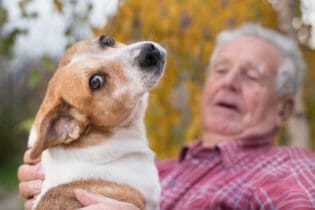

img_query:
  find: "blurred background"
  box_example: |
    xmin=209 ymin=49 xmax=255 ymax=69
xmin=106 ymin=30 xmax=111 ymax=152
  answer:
xmin=0 ymin=0 xmax=314 ymax=208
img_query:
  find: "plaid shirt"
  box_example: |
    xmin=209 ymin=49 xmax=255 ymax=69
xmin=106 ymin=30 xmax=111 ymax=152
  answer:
xmin=157 ymin=136 xmax=315 ymax=210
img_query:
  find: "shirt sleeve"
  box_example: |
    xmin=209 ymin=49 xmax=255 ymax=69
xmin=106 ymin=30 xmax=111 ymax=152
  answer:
xmin=253 ymin=158 xmax=315 ymax=210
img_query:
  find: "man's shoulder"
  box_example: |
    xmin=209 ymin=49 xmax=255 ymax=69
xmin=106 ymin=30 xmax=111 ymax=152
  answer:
xmin=271 ymin=145 xmax=315 ymax=160
xmin=267 ymin=146 xmax=315 ymax=173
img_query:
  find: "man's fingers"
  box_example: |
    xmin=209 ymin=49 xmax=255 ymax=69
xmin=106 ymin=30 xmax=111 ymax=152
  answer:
xmin=19 ymin=150 xmax=42 ymax=209
xmin=24 ymin=198 xmax=35 ymax=210
xmin=74 ymin=189 xmax=106 ymax=206
xmin=76 ymin=203 xmax=110 ymax=210
xmin=17 ymin=163 xmax=44 ymax=182
xmin=76 ymin=202 xmax=139 ymax=210
xmin=24 ymin=149 xmax=41 ymax=164
xmin=74 ymin=189 xmax=139 ymax=210
xmin=19 ymin=180 xmax=42 ymax=199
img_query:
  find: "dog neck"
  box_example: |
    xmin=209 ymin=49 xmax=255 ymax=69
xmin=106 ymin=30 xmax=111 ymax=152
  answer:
xmin=45 ymin=94 xmax=151 ymax=165
xmin=36 ymin=116 xmax=156 ymax=209
xmin=119 ymin=92 xmax=148 ymax=128
xmin=39 ymin=101 xmax=154 ymax=192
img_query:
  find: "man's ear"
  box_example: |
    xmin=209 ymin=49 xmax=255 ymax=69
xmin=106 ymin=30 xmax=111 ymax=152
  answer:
xmin=29 ymin=98 xmax=88 ymax=160
xmin=276 ymin=96 xmax=294 ymax=127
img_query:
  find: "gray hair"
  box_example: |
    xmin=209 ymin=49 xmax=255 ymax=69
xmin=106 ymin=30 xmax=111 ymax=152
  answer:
xmin=209 ymin=23 xmax=306 ymax=97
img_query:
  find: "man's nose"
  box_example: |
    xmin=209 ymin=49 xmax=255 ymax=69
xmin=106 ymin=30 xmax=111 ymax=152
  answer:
xmin=222 ymin=68 xmax=241 ymax=92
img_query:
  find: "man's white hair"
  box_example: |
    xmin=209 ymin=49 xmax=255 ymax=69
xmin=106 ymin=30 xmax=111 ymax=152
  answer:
xmin=210 ymin=23 xmax=306 ymax=97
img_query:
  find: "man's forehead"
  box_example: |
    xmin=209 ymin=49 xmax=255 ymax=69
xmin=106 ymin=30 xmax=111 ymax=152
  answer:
xmin=219 ymin=36 xmax=282 ymax=57
xmin=214 ymin=36 xmax=283 ymax=72
xmin=211 ymin=56 xmax=266 ymax=73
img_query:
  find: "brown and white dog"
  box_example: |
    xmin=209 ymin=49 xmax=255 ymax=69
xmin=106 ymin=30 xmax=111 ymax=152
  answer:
xmin=27 ymin=35 xmax=166 ymax=210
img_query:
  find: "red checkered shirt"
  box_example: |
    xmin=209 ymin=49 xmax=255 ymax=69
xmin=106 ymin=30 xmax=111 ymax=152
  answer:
xmin=157 ymin=136 xmax=315 ymax=210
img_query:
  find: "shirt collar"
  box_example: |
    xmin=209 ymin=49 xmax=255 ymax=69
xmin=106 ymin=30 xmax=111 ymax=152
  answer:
xmin=179 ymin=134 xmax=274 ymax=168
xmin=179 ymin=139 xmax=219 ymax=162
xmin=217 ymin=134 xmax=274 ymax=168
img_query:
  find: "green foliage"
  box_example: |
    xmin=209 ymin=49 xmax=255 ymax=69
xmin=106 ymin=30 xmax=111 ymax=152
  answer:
xmin=17 ymin=118 xmax=34 ymax=133
xmin=0 ymin=102 xmax=27 ymax=165
xmin=42 ymin=55 xmax=57 ymax=72
xmin=0 ymin=29 xmax=27 ymax=59
xmin=28 ymin=68 xmax=42 ymax=88
xmin=0 ymin=7 xmax=8 ymax=28
xmin=19 ymin=0 xmax=38 ymax=18
xmin=0 ymin=157 xmax=22 ymax=189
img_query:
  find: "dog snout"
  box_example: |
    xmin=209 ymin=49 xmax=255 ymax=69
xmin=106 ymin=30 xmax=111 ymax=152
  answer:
xmin=136 ymin=43 xmax=165 ymax=69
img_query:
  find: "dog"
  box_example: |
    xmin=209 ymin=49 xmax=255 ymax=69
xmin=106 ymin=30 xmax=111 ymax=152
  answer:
xmin=27 ymin=35 xmax=166 ymax=210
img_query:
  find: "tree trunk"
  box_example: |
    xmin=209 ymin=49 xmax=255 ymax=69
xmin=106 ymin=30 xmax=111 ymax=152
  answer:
xmin=272 ymin=0 xmax=310 ymax=148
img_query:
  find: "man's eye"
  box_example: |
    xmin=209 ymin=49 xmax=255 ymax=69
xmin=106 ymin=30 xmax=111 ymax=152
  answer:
xmin=214 ymin=68 xmax=228 ymax=74
xmin=245 ymin=72 xmax=258 ymax=81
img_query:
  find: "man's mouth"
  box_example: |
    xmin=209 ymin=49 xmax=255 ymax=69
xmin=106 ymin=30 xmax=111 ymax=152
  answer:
xmin=216 ymin=102 xmax=240 ymax=113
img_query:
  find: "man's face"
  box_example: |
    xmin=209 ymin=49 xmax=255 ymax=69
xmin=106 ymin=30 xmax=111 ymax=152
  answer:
xmin=201 ymin=36 xmax=286 ymax=140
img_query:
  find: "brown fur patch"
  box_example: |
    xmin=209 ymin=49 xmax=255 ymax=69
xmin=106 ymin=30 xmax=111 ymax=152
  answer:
xmin=35 ymin=179 xmax=145 ymax=210
xmin=62 ymin=127 xmax=112 ymax=149
xmin=30 ymin=39 xmax=135 ymax=158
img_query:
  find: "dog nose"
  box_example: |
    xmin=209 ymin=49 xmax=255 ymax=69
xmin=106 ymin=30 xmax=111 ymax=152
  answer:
xmin=137 ymin=43 xmax=163 ymax=68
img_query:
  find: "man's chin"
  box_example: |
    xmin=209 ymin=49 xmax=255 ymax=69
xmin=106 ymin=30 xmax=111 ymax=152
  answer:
xmin=204 ymin=119 xmax=243 ymax=136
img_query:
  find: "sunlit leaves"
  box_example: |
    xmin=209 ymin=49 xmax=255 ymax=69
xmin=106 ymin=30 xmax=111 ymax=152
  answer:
xmin=0 ymin=7 xmax=8 ymax=28
xmin=101 ymin=0 xmax=278 ymax=158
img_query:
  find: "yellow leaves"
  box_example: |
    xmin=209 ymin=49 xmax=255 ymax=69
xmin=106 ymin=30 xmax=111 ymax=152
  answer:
xmin=303 ymin=48 xmax=315 ymax=150
xmin=183 ymin=80 xmax=202 ymax=144
xmin=100 ymin=0 xmax=277 ymax=158
xmin=53 ymin=0 xmax=63 ymax=13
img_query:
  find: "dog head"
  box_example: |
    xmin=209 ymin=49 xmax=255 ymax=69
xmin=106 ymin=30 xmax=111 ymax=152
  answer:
xmin=28 ymin=35 xmax=166 ymax=159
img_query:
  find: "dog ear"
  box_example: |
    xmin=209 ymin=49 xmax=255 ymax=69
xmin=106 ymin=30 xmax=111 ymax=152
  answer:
xmin=29 ymin=97 xmax=88 ymax=160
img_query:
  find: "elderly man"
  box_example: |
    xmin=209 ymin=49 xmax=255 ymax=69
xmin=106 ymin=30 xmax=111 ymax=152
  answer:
xmin=18 ymin=24 xmax=315 ymax=210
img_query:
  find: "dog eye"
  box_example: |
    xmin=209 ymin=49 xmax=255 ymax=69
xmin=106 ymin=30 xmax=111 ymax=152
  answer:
xmin=89 ymin=74 xmax=105 ymax=91
xmin=99 ymin=35 xmax=115 ymax=47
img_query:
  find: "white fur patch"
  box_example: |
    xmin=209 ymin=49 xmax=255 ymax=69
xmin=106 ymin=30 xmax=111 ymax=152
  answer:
xmin=28 ymin=125 xmax=37 ymax=148
xmin=34 ymin=125 xmax=160 ymax=210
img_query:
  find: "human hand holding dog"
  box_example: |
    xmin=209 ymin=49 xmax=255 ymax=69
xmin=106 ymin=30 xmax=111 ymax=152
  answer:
xmin=18 ymin=150 xmax=141 ymax=210
xmin=74 ymin=188 xmax=140 ymax=210
xmin=18 ymin=149 xmax=44 ymax=210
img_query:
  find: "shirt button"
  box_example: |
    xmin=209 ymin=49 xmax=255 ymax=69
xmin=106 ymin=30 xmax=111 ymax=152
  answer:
xmin=169 ymin=179 xmax=177 ymax=187
xmin=192 ymin=159 xmax=199 ymax=165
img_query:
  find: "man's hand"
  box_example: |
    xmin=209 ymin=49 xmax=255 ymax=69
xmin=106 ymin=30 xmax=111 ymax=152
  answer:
xmin=74 ymin=189 xmax=140 ymax=210
xmin=17 ymin=149 xmax=44 ymax=210
xmin=18 ymin=150 xmax=140 ymax=210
